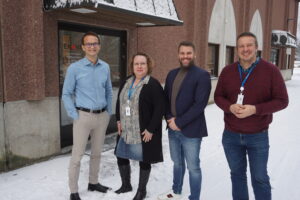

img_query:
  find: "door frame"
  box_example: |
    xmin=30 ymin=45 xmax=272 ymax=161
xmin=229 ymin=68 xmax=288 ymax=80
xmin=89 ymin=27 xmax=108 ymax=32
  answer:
xmin=57 ymin=22 xmax=127 ymax=148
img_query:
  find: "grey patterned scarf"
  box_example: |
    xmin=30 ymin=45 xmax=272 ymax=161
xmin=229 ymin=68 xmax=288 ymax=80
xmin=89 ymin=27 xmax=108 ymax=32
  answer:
xmin=119 ymin=75 xmax=150 ymax=144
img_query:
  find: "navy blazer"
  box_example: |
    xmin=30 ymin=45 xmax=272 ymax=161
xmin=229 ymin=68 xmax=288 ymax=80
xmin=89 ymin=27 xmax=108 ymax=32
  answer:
xmin=164 ymin=65 xmax=211 ymax=138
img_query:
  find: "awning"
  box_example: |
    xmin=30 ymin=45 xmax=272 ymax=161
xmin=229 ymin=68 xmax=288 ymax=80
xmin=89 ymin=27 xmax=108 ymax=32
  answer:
xmin=271 ymin=30 xmax=297 ymax=48
xmin=43 ymin=0 xmax=183 ymax=27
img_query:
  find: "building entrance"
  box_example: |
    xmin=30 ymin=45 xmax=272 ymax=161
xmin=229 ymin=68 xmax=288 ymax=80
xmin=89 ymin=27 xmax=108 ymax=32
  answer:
xmin=58 ymin=23 xmax=127 ymax=147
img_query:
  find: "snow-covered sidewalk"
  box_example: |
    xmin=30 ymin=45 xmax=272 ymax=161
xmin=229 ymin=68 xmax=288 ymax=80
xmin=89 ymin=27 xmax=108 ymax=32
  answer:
xmin=1 ymin=68 xmax=300 ymax=200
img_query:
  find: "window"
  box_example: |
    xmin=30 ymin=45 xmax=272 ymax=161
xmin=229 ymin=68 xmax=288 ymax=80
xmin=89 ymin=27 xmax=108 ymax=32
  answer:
xmin=257 ymin=50 xmax=262 ymax=58
xmin=286 ymin=48 xmax=292 ymax=69
xmin=59 ymin=31 xmax=122 ymax=87
xmin=287 ymin=55 xmax=291 ymax=69
xmin=225 ymin=46 xmax=234 ymax=66
xmin=270 ymin=48 xmax=279 ymax=66
xmin=207 ymin=44 xmax=219 ymax=77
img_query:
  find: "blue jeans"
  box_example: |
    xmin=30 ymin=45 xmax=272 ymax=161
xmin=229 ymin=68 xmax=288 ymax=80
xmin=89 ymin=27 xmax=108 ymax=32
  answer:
xmin=222 ymin=129 xmax=271 ymax=200
xmin=168 ymin=129 xmax=202 ymax=200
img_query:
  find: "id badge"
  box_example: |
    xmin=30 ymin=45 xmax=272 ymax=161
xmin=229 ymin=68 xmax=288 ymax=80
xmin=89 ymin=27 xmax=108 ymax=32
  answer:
xmin=236 ymin=93 xmax=244 ymax=105
xmin=125 ymin=106 xmax=131 ymax=116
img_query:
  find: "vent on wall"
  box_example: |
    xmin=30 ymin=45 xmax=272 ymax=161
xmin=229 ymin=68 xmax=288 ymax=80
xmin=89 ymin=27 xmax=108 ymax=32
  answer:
xmin=271 ymin=30 xmax=296 ymax=48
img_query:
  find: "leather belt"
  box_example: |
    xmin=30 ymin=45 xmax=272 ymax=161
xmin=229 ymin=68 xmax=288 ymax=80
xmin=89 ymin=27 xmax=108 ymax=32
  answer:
xmin=76 ymin=107 xmax=105 ymax=114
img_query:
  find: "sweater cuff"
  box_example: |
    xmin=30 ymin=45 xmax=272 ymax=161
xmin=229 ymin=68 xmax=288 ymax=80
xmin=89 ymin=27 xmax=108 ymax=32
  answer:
xmin=254 ymin=104 xmax=262 ymax=115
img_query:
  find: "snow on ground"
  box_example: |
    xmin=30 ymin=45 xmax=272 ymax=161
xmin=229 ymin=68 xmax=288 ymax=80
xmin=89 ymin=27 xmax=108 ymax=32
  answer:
xmin=1 ymin=68 xmax=300 ymax=200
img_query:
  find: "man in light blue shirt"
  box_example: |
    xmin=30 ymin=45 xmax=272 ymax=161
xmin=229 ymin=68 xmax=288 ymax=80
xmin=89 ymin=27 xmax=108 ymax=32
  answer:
xmin=62 ymin=31 xmax=112 ymax=200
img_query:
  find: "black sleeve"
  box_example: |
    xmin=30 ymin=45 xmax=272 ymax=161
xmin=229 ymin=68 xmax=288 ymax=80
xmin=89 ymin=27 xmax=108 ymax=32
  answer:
xmin=146 ymin=78 xmax=166 ymax=133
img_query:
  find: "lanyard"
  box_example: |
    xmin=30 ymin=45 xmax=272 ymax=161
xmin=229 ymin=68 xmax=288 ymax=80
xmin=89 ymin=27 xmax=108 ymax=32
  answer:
xmin=238 ymin=57 xmax=260 ymax=91
xmin=127 ymin=76 xmax=145 ymax=100
xmin=128 ymin=78 xmax=136 ymax=100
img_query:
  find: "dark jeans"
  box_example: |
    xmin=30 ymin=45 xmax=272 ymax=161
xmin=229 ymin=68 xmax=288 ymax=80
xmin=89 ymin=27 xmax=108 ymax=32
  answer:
xmin=222 ymin=129 xmax=271 ymax=200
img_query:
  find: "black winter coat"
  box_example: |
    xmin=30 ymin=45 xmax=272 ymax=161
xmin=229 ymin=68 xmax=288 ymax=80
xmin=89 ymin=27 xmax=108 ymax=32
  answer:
xmin=115 ymin=76 xmax=165 ymax=163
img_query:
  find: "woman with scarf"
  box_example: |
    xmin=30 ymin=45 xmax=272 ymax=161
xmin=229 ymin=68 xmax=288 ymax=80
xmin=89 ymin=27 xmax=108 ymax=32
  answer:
xmin=115 ymin=52 xmax=165 ymax=200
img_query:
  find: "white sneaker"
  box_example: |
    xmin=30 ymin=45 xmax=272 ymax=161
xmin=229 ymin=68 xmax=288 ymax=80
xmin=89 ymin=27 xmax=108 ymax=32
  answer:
xmin=157 ymin=190 xmax=182 ymax=200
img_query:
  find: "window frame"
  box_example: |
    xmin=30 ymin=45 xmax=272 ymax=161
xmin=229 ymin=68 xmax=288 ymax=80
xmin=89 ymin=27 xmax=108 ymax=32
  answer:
xmin=207 ymin=43 xmax=219 ymax=77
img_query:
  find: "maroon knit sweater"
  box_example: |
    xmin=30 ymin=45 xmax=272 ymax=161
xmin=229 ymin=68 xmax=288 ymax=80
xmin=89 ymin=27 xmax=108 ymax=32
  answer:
xmin=214 ymin=58 xmax=289 ymax=134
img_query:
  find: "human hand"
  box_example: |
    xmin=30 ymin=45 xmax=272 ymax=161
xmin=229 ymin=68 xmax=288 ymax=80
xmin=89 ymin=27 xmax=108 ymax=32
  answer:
xmin=117 ymin=121 xmax=122 ymax=135
xmin=142 ymin=129 xmax=153 ymax=142
xmin=229 ymin=104 xmax=245 ymax=116
xmin=167 ymin=117 xmax=181 ymax=131
xmin=235 ymin=105 xmax=256 ymax=119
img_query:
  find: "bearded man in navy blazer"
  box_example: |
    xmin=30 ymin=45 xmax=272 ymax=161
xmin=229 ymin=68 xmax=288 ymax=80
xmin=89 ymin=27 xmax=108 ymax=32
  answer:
xmin=158 ymin=41 xmax=211 ymax=200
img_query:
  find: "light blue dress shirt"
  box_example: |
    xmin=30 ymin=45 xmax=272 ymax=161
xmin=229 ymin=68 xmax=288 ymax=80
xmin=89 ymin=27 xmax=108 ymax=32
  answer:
xmin=62 ymin=57 xmax=113 ymax=120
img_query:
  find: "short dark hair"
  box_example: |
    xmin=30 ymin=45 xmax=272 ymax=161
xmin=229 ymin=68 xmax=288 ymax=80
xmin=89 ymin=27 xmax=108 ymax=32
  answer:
xmin=178 ymin=41 xmax=195 ymax=52
xmin=130 ymin=52 xmax=153 ymax=75
xmin=236 ymin=32 xmax=258 ymax=47
xmin=81 ymin=31 xmax=101 ymax=45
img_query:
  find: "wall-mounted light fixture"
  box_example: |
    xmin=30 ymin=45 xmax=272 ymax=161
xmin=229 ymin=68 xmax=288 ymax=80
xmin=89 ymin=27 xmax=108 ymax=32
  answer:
xmin=70 ymin=8 xmax=97 ymax=14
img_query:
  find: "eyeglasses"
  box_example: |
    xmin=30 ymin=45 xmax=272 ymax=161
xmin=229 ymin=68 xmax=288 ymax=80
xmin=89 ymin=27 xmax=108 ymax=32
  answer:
xmin=84 ymin=43 xmax=100 ymax=48
xmin=134 ymin=62 xmax=147 ymax=67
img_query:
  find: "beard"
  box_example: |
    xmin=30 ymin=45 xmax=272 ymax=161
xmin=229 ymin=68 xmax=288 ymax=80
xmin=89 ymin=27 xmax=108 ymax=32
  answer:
xmin=179 ymin=58 xmax=195 ymax=68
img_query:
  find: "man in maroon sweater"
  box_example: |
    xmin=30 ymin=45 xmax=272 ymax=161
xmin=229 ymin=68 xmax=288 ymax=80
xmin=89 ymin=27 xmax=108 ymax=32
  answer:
xmin=214 ymin=32 xmax=288 ymax=200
